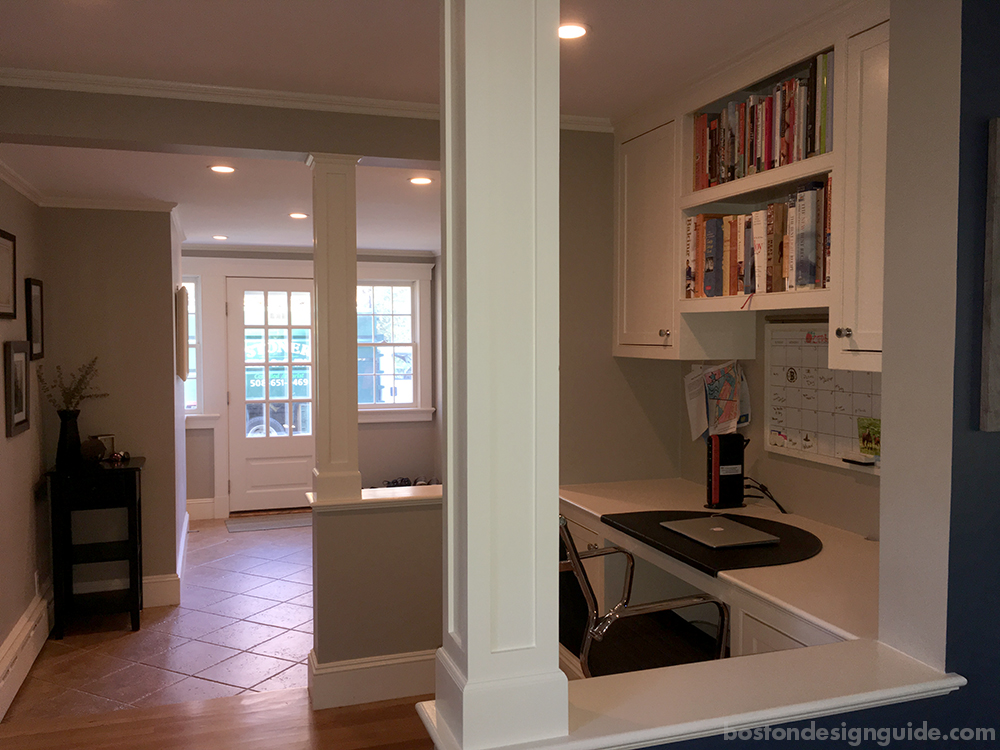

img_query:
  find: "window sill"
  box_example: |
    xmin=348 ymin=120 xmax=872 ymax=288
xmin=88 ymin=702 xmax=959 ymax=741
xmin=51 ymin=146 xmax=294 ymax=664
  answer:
xmin=358 ymin=407 xmax=435 ymax=424
xmin=185 ymin=413 xmax=221 ymax=428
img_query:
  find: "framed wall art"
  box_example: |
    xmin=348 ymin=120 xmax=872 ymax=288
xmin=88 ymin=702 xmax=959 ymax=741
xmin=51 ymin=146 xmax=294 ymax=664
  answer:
xmin=0 ymin=230 xmax=15 ymax=319
xmin=25 ymin=278 xmax=43 ymax=360
xmin=4 ymin=340 xmax=30 ymax=437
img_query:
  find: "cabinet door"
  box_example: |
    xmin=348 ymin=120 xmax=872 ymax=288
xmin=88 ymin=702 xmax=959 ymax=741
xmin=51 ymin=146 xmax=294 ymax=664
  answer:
xmin=832 ymin=22 xmax=889 ymax=370
xmin=615 ymin=121 xmax=676 ymax=347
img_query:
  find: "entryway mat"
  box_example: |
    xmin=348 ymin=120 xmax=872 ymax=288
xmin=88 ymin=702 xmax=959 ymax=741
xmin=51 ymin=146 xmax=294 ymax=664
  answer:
xmin=225 ymin=513 xmax=312 ymax=533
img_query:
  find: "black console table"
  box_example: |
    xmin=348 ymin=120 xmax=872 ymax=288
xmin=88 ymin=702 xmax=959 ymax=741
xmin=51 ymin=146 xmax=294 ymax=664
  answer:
xmin=48 ymin=458 xmax=145 ymax=639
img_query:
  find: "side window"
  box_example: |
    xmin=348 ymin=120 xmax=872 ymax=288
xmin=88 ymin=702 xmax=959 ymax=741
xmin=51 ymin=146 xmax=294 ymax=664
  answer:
xmin=356 ymin=262 xmax=434 ymax=422
xmin=182 ymin=277 xmax=201 ymax=411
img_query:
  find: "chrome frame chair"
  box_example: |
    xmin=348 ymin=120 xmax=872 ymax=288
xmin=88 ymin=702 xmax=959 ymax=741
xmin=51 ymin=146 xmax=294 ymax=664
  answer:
xmin=559 ymin=515 xmax=730 ymax=678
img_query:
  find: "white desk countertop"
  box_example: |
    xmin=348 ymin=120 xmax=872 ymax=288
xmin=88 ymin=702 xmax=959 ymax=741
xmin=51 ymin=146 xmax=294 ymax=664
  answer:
xmin=418 ymin=478 xmax=963 ymax=750
xmin=559 ymin=477 xmax=879 ymax=642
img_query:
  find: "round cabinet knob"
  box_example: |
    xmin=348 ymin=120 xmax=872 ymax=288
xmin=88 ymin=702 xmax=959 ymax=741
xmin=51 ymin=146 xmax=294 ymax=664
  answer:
xmin=835 ymin=327 xmax=853 ymax=338
xmin=658 ymin=329 xmax=670 ymax=337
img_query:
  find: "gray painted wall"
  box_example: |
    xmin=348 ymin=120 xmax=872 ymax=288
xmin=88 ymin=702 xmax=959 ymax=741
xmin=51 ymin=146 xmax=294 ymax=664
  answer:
xmin=0 ymin=180 xmax=49 ymax=639
xmin=39 ymin=208 xmax=180 ymax=581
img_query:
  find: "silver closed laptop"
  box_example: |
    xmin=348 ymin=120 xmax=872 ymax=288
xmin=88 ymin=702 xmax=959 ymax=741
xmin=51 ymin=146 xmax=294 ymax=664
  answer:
xmin=660 ymin=516 xmax=780 ymax=549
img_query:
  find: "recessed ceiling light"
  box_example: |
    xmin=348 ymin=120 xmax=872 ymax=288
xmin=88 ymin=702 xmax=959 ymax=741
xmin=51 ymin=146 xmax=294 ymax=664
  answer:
xmin=212 ymin=235 xmax=228 ymax=240
xmin=289 ymin=213 xmax=309 ymax=219
xmin=210 ymin=165 xmax=235 ymax=173
xmin=558 ymin=23 xmax=587 ymax=39
xmin=410 ymin=177 xmax=432 ymax=185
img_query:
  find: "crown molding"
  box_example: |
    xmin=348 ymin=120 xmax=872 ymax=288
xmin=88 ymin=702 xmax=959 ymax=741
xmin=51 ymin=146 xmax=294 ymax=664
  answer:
xmin=558 ymin=114 xmax=614 ymax=133
xmin=38 ymin=197 xmax=177 ymax=212
xmin=0 ymin=68 xmax=614 ymax=132
xmin=0 ymin=158 xmax=45 ymax=204
xmin=182 ymin=244 xmax=313 ymax=260
xmin=0 ymin=67 xmax=440 ymax=120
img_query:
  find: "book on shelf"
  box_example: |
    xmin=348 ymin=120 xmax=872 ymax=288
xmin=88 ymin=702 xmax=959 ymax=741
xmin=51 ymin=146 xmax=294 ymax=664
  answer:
xmin=824 ymin=173 xmax=833 ymax=287
xmin=692 ymin=51 xmax=833 ymax=191
xmin=705 ymin=216 xmax=724 ymax=297
xmin=685 ymin=215 xmax=696 ymax=298
xmin=751 ymin=209 xmax=767 ymax=293
xmin=785 ymin=192 xmax=798 ymax=291
xmin=766 ymin=202 xmax=787 ymax=293
xmin=743 ymin=215 xmax=755 ymax=294
xmin=728 ymin=215 xmax=741 ymax=296
xmin=687 ymin=178 xmax=831 ymax=302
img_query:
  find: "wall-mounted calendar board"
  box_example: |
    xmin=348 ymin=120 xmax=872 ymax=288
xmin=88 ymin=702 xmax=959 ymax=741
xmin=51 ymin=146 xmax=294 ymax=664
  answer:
xmin=765 ymin=323 xmax=880 ymax=474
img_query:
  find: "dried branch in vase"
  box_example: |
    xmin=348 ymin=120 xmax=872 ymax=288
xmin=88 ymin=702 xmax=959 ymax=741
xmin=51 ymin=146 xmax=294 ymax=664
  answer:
xmin=36 ymin=357 xmax=110 ymax=411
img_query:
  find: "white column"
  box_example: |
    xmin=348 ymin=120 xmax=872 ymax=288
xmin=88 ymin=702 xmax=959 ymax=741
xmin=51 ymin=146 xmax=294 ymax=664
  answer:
xmin=433 ymin=1 xmax=567 ymax=749
xmin=307 ymin=153 xmax=364 ymax=693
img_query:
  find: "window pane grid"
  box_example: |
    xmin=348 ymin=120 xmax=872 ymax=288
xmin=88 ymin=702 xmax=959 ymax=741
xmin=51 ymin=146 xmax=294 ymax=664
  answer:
xmin=356 ymin=282 xmax=415 ymax=407
xmin=244 ymin=288 xmax=313 ymax=436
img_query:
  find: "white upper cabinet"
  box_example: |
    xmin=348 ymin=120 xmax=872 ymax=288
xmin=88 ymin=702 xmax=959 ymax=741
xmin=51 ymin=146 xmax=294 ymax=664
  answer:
xmin=830 ymin=21 xmax=889 ymax=372
xmin=614 ymin=121 xmax=677 ymax=348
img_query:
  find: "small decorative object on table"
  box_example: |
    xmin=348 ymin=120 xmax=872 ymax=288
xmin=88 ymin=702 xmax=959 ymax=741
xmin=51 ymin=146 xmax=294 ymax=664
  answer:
xmin=37 ymin=357 xmax=109 ymax=472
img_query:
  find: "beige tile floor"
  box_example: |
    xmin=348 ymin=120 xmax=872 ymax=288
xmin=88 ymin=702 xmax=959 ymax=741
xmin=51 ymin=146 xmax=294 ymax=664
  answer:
xmin=2 ymin=518 xmax=313 ymax=724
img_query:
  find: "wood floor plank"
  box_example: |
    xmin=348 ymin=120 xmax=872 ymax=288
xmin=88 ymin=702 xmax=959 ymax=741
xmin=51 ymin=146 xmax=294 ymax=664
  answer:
xmin=0 ymin=689 xmax=434 ymax=750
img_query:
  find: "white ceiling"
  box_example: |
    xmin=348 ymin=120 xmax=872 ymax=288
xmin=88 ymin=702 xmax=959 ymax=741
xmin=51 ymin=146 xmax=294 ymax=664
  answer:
xmin=0 ymin=0 xmax=850 ymax=251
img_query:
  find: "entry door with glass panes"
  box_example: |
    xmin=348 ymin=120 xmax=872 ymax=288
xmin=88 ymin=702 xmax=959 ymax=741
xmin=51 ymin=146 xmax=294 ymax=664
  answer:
xmin=227 ymin=277 xmax=315 ymax=512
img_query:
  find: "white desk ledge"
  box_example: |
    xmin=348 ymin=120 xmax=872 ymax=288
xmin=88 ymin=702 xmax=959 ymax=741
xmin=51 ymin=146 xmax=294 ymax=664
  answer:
xmin=417 ymin=639 xmax=964 ymax=750
xmin=307 ymin=484 xmax=443 ymax=513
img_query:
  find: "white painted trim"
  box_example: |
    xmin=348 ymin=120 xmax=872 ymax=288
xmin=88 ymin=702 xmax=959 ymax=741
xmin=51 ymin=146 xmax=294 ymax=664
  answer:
xmin=187 ymin=497 xmax=217 ymax=521
xmin=559 ymin=114 xmax=614 ymax=133
xmin=184 ymin=413 xmax=221 ymax=428
xmin=34 ymin=197 xmax=177 ymax=212
xmin=0 ymin=589 xmax=52 ymax=721
xmin=558 ymin=644 xmax=585 ymax=681
xmin=183 ymin=244 xmax=313 ymax=258
xmin=419 ymin=640 xmax=964 ymax=750
xmin=0 ymin=67 xmax=441 ymax=120
xmin=143 ymin=574 xmax=182 ymax=608
xmin=0 ymin=68 xmax=612 ymax=132
xmin=358 ymin=248 xmax=440 ymax=260
xmin=309 ymin=485 xmax=443 ymax=513
xmin=177 ymin=511 xmax=190 ymax=578
xmin=358 ymin=407 xmax=435 ymax=423
xmin=308 ymin=648 xmax=436 ymax=709
xmin=0 ymin=158 xmax=44 ymax=204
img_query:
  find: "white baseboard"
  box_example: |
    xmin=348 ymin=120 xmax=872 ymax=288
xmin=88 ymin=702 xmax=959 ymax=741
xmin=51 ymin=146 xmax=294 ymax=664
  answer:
xmin=308 ymin=647 xmax=436 ymax=709
xmin=186 ymin=497 xmax=217 ymax=521
xmin=0 ymin=589 xmax=52 ymax=721
xmin=71 ymin=513 xmax=187 ymax=608
xmin=144 ymin=574 xmax=181 ymax=608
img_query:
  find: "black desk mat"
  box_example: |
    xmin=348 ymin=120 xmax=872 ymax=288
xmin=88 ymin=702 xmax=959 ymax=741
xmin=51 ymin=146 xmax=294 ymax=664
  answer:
xmin=600 ymin=511 xmax=822 ymax=577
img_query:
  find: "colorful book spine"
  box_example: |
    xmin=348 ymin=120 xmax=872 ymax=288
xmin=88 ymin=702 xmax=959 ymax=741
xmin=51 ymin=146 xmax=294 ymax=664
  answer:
xmin=721 ymin=215 xmax=732 ymax=295
xmin=736 ymin=214 xmax=746 ymax=294
xmin=771 ymin=201 xmax=787 ymax=293
xmin=824 ymin=173 xmax=833 ymax=287
xmin=695 ymin=214 xmax=706 ymax=298
xmin=795 ymin=184 xmax=821 ymax=288
xmin=726 ymin=215 xmax=743 ymax=294
xmin=785 ymin=193 xmax=797 ymax=291
xmin=705 ymin=217 xmax=724 ymax=297
xmin=815 ymin=186 xmax=826 ymax=288
xmin=807 ymin=56 xmax=818 ymax=156
xmin=825 ymin=51 xmax=835 ymax=154
xmin=751 ymin=209 xmax=767 ymax=293
xmin=694 ymin=112 xmax=707 ymax=191
xmin=818 ymin=53 xmax=828 ymax=155
xmin=685 ymin=215 xmax=696 ymax=298
xmin=743 ymin=215 xmax=755 ymax=294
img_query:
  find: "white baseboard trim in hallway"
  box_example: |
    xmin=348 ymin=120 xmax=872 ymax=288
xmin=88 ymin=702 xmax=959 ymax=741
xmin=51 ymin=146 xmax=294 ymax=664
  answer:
xmin=0 ymin=590 xmax=52 ymax=721
xmin=308 ymin=648 xmax=436 ymax=709
xmin=186 ymin=497 xmax=217 ymax=521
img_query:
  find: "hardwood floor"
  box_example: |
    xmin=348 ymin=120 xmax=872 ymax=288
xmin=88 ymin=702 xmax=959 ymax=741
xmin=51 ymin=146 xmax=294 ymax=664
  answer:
xmin=0 ymin=689 xmax=434 ymax=750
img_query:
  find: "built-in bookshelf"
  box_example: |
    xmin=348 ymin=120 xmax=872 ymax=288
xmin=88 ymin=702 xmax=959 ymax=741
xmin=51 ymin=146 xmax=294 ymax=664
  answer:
xmin=680 ymin=50 xmax=836 ymax=314
xmin=690 ymin=50 xmax=834 ymax=194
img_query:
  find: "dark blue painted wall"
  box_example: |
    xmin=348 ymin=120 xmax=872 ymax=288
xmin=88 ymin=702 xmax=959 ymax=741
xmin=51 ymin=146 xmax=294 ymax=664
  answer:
xmin=664 ymin=2 xmax=1000 ymax=747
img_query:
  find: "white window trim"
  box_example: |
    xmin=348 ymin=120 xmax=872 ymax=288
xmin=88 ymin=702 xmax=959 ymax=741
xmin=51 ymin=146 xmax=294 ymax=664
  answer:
xmin=357 ymin=261 xmax=435 ymax=423
xmin=182 ymin=275 xmax=204 ymax=414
